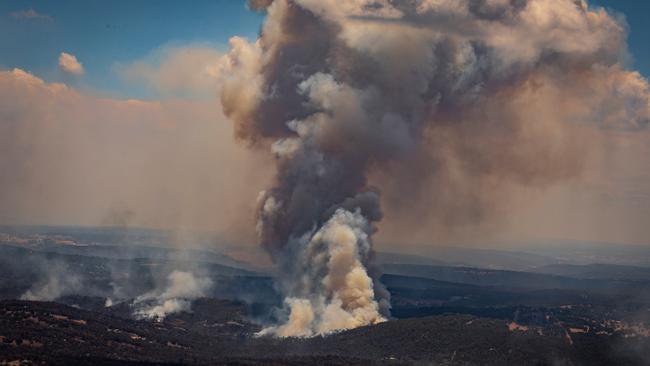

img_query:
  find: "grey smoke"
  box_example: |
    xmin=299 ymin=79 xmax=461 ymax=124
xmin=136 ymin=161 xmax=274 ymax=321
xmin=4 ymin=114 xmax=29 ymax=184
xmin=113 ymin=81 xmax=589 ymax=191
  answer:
xmin=20 ymin=261 xmax=84 ymax=301
xmin=222 ymin=0 xmax=650 ymax=336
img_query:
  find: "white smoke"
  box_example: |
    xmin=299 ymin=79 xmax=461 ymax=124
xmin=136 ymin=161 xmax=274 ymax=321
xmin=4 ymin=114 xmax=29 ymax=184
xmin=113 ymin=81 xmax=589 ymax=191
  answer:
xmin=133 ymin=270 xmax=212 ymax=320
xmin=20 ymin=261 xmax=83 ymax=301
xmin=20 ymin=275 xmax=83 ymax=302
xmin=259 ymin=209 xmax=386 ymax=336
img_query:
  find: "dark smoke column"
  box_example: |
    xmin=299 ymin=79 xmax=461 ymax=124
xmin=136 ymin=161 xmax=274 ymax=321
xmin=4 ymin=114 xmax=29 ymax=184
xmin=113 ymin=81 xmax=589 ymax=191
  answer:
xmin=220 ymin=1 xmax=398 ymax=336
xmin=220 ymin=0 xmax=650 ymax=336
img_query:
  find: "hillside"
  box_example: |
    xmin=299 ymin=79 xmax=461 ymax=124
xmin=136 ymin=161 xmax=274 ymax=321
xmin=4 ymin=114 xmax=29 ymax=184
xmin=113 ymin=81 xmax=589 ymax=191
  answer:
xmin=1 ymin=300 xmax=648 ymax=365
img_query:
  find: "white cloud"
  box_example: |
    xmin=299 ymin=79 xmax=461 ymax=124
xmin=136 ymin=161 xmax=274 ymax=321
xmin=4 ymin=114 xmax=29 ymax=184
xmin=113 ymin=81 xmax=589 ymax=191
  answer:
xmin=58 ymin=52 xmax=85 ymax=75
xmin=10 ymin=8 xmax=52 ymax=21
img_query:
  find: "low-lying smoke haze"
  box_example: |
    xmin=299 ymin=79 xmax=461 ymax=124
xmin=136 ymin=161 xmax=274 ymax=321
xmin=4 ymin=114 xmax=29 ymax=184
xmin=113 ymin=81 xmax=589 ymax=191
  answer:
xmin=0 ymin=67 xmax=272 ymax=245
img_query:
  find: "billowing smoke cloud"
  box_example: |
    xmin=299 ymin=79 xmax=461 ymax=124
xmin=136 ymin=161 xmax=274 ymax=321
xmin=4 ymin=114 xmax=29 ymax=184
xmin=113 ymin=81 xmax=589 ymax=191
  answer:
xmin=221 ymin=0 xmax=650 ymax=336
xmin=132 ymin=270 xmax=212 ymax=320
xmin=258 ymin=208 xmax=388 ymax=336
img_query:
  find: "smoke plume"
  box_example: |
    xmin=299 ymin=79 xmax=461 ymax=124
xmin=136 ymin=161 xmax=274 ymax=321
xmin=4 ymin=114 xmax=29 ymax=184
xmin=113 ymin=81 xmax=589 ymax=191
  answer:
xmin=20 ymin=261 xmax=84 ymax=301
xmin=221 ymin=0 xmax=650 ymax=336
xmin=132 ymin=270 xmax=212 ymax=320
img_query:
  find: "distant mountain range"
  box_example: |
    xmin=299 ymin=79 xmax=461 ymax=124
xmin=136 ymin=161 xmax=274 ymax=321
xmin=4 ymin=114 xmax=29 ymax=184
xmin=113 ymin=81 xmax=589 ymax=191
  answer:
xmin=375 ymin=247 xmax=562 ymax=271
xmin=376 ymin=240 xmax=650 ymax=271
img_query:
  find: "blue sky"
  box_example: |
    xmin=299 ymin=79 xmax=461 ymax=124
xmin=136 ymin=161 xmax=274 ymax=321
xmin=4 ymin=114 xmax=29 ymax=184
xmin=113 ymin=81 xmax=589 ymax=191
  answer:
xmin=0 ymin=0 xmax=264 ymax=97
xmin=0 ymin=0 xmax=648 ymax=98
xmin=592 ymin=0 xmax=650 ymax=75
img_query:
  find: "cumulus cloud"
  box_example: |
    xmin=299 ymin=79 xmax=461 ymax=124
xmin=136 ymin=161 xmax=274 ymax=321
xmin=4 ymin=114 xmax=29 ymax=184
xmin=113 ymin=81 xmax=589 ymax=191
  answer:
xmin=10 ymin=8 xmax=52 ymax=21
xmin=58 ymin=52 xmax=84 ymax=75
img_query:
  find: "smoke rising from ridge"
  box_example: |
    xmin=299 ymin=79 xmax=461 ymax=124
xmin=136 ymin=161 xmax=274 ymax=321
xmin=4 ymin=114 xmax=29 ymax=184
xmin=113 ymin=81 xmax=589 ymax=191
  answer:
xmin=133 ymin=270 xmax=212 ymax=320
xmin=222 ymin=0 xmax=650 ymax=336
xmin=20 ymin=261 xmax=84 ymax=301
